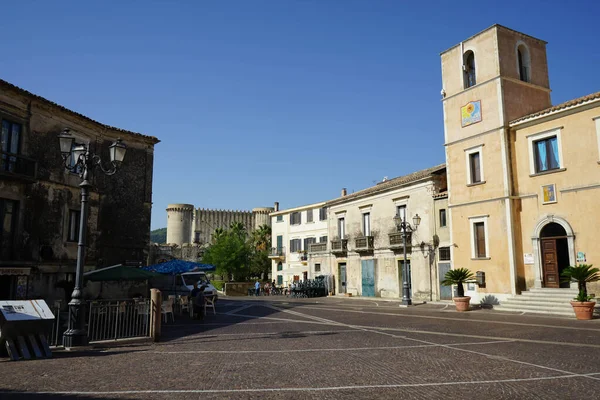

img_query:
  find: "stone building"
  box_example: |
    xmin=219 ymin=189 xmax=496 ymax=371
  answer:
xmin=441 ymin=24 xmax=600 ymax=313
xmin=0 ymin=78 xmax=159 ymax=301
xmin=325 ymin=165 xmax=448 ymax=301
xmin=165 ymin=204 xmax=274 ymax=246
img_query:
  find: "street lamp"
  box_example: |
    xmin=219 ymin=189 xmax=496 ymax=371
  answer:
xmin=58 ymin=128 xmax=127 ymax=348
xmin=393 ymin=212 xmax=421 ymax=306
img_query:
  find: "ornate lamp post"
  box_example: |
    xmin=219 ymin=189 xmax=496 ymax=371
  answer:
xmin=58 ymin=128 xmax=126 ymax=348
xmin=393 ymin=212 xmax=421 ymax=306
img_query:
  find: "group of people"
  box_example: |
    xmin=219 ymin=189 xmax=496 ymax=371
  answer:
xmin=254 ymin=280 xmax=278 ymax=296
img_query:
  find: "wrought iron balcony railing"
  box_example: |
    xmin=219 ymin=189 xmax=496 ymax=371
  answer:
xmin=331 ymin=239 xmax=348 ymax=254
xmin=269 ymin=247 xmax=286 ymax=259
xmin=308 ymin=242 xmax=327 ymax=253
xmin=0 ymin=151 xmax=37 ymax=181
xmin=354 ymin=236 xmax=374 ymax=252
xmin=389 ymin=232 xmax=412 ymax=250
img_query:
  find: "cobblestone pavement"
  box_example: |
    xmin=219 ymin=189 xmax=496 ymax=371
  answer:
xmin=3 ymin=296 xmax=600 ymax=399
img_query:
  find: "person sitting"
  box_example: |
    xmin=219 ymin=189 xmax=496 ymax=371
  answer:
xmin=191 ymin=282 xmax=207 ymax=320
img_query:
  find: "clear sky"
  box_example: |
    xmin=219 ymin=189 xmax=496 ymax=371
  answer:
xmin=2 ymin=1 xmax=599 ymax=230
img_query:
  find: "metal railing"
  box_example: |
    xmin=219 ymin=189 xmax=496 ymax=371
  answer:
xmin=331 ymin=239 xmax=348 ymax=253
xmin=308 ymin=242 xmax=327 ymax=253
xmin=269 ymin=247 xmax=286 ymax=258
xmin=389 ymin=232 xmax=412 ymax=249
xmin=0 ymin=151 xmax=37 ymax=180
xmin=47 ymin=299 xmax=151 ymax=346
xmin=355 ymin=236 xmax=374 ymax=251
xmin=87 ymin=299 xmax=151 ymax=342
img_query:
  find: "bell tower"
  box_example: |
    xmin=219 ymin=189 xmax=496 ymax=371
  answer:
xmin=440 ymin=25 xmax=551 ymax=299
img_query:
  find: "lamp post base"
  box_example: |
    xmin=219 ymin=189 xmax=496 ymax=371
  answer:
xmin=401 ymin=299 xmax=412 ymax=306
xmin=62 ymin=329 xmax=89 ymax=349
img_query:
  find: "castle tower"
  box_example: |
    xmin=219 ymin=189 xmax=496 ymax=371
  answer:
xmin=252 ymin=207 xmax=275 ymax=230
xmin=166 ymin=204 xmax=194 ymax=246
xmin=441 ymin=25 xmax=551 ymax=300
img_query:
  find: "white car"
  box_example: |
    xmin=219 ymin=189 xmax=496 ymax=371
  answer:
xmin=181 ymin=271 xmax=218 ymax=301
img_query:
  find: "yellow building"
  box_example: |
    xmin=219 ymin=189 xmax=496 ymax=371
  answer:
xmin=441 ymin=24 xmax=600 ymax=312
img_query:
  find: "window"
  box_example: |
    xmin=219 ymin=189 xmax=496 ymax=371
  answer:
xmin=534 ymin=136 xmax=560 ymax=173
xmin=465 ymin=145 xmax=484 ymax=184
xmin=527 ymin=129 xmax=563 ymax=175
xmin=315 ymin=263 xmax=321 ymax=273
xmin=290 ymin=238 xmax=301 ymax=252
xmin=1 ymin=120 xmax=22 ymax=173
xmin=319 ymin=207 xmax=327 ymax=221
xmin=439 ymin=246 xmax=451 ymax=261
xmin=276 ymin=235 xmax=283 ymax=251
xmin=319 ymin=235 xmax=327 ymax=243
xmin=362 ymin=213 xmax=371 ymax=236
xmin=277 ymin=275 xmax=283 ymax=285
xmin=0 ymin=198 xmax=18 ymax=259
xmin=439 ymin=209 xmax=447 ymax=227
xmin=396 ymin=205 xmax=406 ymax=222
xmin=303 ymin=237 xmax=316 ymax=251
xmin=337 ymin=218 xmax=345 ymax=238
xmin=276 ymin=215 xmax=283 ymax=222
xmin=194 ymin=231 xmax=201 ymax=243
xmin=516 ymin=43 xmax=531 ymax=83
xmin=463 ymin=51 xmax=476 ymax=89
xmin=469 ymin=216 xmax=489 ymax=259
xmin=306 ymin=209 xmax=313 ymax=223
xmin=277 ymin=262 xmax=283 ymax=271
xmin=67 ymin=209 xmax=81 ymax=242
xmin=290 ymin=212 xmax=301 ymax=225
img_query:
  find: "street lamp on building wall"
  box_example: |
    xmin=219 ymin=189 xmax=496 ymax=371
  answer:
xmin=58 ymin=128 xmax=126 ymax=348
xmin=393 ymin=213 xmax=421 ymax=306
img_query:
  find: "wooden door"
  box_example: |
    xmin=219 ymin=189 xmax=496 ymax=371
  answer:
xmin=339 ymin=264 xmax=347 ymax=294
xmin=438 ymin=263 xmax=452 ymax=300
xmin=361 ymin=259 xmax=375 ymax=297
xmin=542 ymin=239 xmax=559 ymax=288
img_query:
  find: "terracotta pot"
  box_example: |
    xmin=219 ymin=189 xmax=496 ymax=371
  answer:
xmin=570 ymin=301 xmax=596 ymax=320
xmin=453 ymin=296 xmax=471 ymax=312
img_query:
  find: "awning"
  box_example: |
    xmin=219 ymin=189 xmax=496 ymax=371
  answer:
xmin=142 ymin=259 xmax=215 ymax=275
xmin=0 ymin=267 xmax=31 ymax=276
xmin=84 ymin=264 xmax=161 ymax=282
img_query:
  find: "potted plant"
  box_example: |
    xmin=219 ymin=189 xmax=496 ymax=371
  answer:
xmin=441 ymin=268 xmax=475 ymax=311
xmin=560 ymin=264 xmax=600 ymax=320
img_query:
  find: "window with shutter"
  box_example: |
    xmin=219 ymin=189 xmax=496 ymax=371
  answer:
xmin=470 ymin=152 xmax=481 ymax=183
xmin=306 ymin=209 xmax=313 ymax=223
xmin=439 ymin=209 xmax=447 ymax=227
xmin=474 ymin=222 xmax=486 ymax=258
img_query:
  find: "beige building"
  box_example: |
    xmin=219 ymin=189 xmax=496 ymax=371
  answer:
xmin=441 ymin=24 xmax=600 ymax=308
xmin=325 ymin=165 xmax=448 ymax=301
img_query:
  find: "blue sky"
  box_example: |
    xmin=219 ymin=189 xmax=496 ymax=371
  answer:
xmin=1 ymin=1 xmax=599 ymax=229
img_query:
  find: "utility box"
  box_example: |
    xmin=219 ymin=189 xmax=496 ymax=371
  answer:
xmin=0 ymin=300 xmax=55 ymax=361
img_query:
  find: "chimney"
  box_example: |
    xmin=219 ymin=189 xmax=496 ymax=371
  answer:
xmin=341 ymin=188 xmax=347 ymax=197
xmin=274 ymin=202 xmax=279 ymax=212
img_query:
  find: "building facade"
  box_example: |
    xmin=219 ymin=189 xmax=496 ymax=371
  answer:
xmin=166 ymin=204 xmax=274 ymax=246
xmin=325 ymin=165 xmax=448 ymax=301
xmin=269 ymin=201 xmax=329 ymax=286
xmin=0 ymin=78 xmax=159 ymax=301
xmin=441 ymin=24 xmax=600 ymax=303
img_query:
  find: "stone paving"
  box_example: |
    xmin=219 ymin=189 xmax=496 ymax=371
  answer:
xmin=2 ymin=296 xmax=600 ymax=399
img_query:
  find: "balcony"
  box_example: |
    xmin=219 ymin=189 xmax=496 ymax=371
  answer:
xmin=354 ymin=236 xmax=374 ymax=253
xmin=331 ymin=239 xmax=348 ymax=255
xmin=300 ymin=252 xmax=308 ymax=265
xmin=0 ymin=151 xmax=37 ymax=182
xmin=308 ymin=242 xmax=327 ymax=254
xmin=269 ymin=247 xmax=286 ymax=260
xmin=389 ymin=232 xmax=412 ymax=251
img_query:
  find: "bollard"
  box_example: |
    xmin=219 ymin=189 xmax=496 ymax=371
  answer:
xmin=150 ymin=289 xmax=162 ymax=342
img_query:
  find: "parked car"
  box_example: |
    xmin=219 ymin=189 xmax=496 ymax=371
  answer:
xmin=151 ymin=271 xmax=218 ymax=301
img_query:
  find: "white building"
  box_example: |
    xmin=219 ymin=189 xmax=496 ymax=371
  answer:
xmin=269 ymin=201 xmax=329 ymax=286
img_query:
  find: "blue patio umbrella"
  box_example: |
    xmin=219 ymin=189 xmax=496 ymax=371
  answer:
xmin=142 ymin=259 xmax=215 ymax=275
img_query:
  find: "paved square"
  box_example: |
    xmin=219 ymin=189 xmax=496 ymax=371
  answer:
xmin=2 ymin=297 xmax=600 ymax=399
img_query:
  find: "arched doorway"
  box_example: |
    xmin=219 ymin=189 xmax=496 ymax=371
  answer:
xmin=539 ymin=222 xmax=570 ymax=288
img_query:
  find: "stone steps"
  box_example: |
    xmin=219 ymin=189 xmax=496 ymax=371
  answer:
xmin=494 ymin=288 xmax=590 ymax=317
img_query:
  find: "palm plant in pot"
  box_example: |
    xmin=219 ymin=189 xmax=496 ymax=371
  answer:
xmin=560 ymin=264 xmax=600 ymax=320
xmin=441 ymin=268 xmax=475 ymax=311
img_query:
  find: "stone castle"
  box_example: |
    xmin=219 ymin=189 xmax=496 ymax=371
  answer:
xmin=165 ymin=203 xmax=277 ymax=246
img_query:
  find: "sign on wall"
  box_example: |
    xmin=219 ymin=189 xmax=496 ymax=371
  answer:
xmin=523 ymin=253 xmax=534 ymax=264
xmin=577 ymin=252 xmax=586 ymax=263
xmin=542 ymin=184 xmax=557 ymax=204
xmin=461 ymin=100 xmax=482 ymax=127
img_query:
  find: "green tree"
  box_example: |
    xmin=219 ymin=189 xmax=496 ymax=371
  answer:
xmin=203 ymin=227 xmax=251 ymax=281
xmin=250 ymin=224 xmax=272 ymax=279
xmin=150 ymin=227 xmax=167 ymax=244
